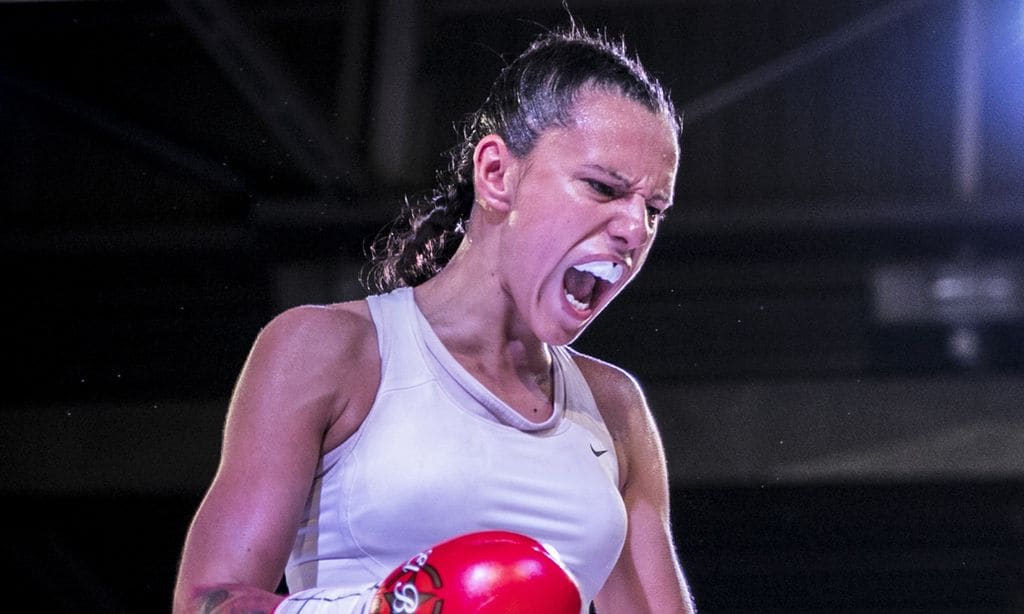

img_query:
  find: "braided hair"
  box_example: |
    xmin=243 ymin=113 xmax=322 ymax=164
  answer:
xmin=363 ymin=23 xmax=678 ymax=293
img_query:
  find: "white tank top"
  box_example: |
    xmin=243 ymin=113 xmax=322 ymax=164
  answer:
xmin=284 ymin=287 xmax=627 ymax=608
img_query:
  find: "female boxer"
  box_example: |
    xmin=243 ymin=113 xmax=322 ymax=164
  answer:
xmin=173 ymin=23 xmax=696 ymax=614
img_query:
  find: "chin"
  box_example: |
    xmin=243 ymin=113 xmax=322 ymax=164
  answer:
xmin=544 ymin=318 xmax=593 ymax=347
xmin=552 ymin=331 xmax=583 ymax=347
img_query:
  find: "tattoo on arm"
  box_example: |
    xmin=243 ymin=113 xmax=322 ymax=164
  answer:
xmin=198 ymin=587 xmax=276 ymax=614
xmin=200 ymin=589 xmax=229 ymax=614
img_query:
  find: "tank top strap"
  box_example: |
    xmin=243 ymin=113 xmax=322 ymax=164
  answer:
xmin=365 ymin=287 xmax=435 ymax=391
xmin=550 ymin=345 xmax=602 ymax=422
xmin=366 ymin=287 xmax=568 ymax=432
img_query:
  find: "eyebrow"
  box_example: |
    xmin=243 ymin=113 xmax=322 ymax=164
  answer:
xmin=583 ymin=163 xmax=671 ymax=204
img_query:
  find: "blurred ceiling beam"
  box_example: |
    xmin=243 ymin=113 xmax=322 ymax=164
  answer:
xmin=0 ymin=70 xmax=245 ymax=192
xmin=666 ymin=0 xmax=1012 ymax=237
xmin=954 ymin=0 xmax=982 ymax=203
xmin=166 ymin=0 xmax=366 ymax=195
xmin=367 ymin=0 xmax=422 ymax=183
xmin=680 ymin=0 xmax=932 ymax=125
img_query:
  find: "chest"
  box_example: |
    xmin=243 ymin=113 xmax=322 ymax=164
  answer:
xmin=333 ymin=381 xmax=627 ymax=599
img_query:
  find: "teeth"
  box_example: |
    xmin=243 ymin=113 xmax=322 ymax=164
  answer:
xmin=572 ymin=261 xmax=623 ymax=285
xmin=565 ymin=291 xmax=589 ymax=310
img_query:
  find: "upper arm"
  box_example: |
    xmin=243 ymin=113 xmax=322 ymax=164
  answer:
xmin=173 ymin=303 xmax=379 ymax=612
xmin=575 ymin=354 xmax=695 ymax=614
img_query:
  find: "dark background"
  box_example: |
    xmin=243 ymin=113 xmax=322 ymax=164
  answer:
xmin=2 ymin=0 xmax=1023 ymax=612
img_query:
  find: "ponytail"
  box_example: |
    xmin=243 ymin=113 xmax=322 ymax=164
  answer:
xmin=362 ymin=142 xmax=475 ymax=293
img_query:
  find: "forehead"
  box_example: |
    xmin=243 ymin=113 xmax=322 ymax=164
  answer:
xmin=529 ymin=90 xmax=679 ymax=186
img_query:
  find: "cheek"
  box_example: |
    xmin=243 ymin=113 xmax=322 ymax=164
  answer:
xmin=503 ymin=182 xmax=590 ymax=262
xmin=508 ymin=203 xmax=571 ymax=247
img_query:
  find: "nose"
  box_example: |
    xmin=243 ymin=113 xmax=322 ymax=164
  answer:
xmin=606 ymin=194 xmax=653 ymax=251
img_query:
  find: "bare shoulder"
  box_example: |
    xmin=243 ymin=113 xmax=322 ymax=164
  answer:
xmin=254 ymin=300 xmax=380 ymax=383
xmin=567 ymin=349 xmax=665 ymax=490
xmin=259 ymin=299 xmax=376 ymax=353
xmin=566 ymin=349 xmax=649 ymax=431
xmin=240 ymin=299 xmax=381 ymax=452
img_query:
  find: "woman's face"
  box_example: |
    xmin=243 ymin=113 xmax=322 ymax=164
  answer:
xmin=498 ymin=88 xmax=679 ymax=345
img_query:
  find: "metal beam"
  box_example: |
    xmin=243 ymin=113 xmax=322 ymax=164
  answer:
xmin=954 ymin=0 xmax=983 ymax=203
xmin=167 ymin=0 xmax=365 ymax=194
xmin=680 ymin=0 xmax=934 ymax=125
xmin=0 ymin=69 xmax=245 ymax=192
xmin=367 ymin=0 xmax=422 ymax=183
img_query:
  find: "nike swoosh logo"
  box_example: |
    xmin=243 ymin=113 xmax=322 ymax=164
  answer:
xmin=590 ymin=444 xmax=608 ymax=457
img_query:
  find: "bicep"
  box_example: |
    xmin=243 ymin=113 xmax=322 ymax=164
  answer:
xmin=179 ymin=463 xmax=314 ymax=595
xmin=175 ymin=307 xmax=372 ymax=605
xmin=596 ymin=474 xmax=690 ymax=613
xmin=595 ymin=442 xmax=690 ymax=612
xmin=584 ymin=362 xmax=693 ymax=613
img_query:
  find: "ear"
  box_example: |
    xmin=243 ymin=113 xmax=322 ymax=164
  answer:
xmin=472 ymin=134 xmax=516 ymax=213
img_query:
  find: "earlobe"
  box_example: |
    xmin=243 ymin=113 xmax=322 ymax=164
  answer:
xmin=473 ymin=134 xmax=515 ymax=213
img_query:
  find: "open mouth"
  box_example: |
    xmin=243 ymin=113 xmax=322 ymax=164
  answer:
xmin=563 ymin=260 xmax=624 ymax=312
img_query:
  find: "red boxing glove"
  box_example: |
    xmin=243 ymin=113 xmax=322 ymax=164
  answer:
xmin=368 ymin=530 xmax=582 ymax=614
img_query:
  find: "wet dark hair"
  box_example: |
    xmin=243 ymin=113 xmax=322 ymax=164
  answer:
xmin=363 ymin=23 xmax=679 ymax=293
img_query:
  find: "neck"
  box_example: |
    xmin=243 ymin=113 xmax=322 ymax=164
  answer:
xmin=411 ymin=230 xmax=557 ymax=420
xmin=413 ymin=243 xmax=549 ymax=379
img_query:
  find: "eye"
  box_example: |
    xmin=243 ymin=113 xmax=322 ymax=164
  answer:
xmin=584 ymin=179 xmax=618 ymax=199
xmin=646 ymin=204 xmax=667 ymax=225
